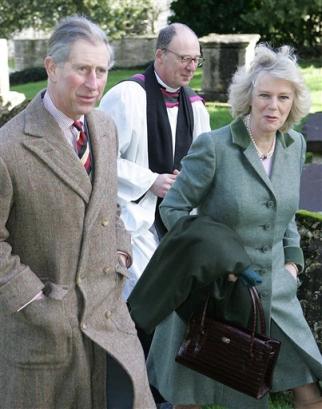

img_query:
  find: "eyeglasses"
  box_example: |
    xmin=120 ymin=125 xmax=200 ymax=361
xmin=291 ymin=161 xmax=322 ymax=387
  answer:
xmin=163 ymin=48 xmax=205 ymax=67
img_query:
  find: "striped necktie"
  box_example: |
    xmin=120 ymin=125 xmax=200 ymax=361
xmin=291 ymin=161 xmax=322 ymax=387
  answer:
xmin=73 ymin=120 xmax=92 ymax=175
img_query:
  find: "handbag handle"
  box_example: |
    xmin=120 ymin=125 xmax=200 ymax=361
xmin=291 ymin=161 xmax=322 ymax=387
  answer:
xmin=199 ymin=286 xmax=266 ymax=355
xmin=249 ymin=285 xmax=266 ymax=334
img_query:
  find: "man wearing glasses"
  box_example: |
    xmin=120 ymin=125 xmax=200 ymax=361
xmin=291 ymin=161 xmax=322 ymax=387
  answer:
xmin=99 ymin=23 xmax=210 ymax=304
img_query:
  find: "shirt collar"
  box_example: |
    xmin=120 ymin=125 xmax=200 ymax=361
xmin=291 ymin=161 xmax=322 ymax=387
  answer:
xmin=154 ymin=71 xmax=181 ymax=93
xmin=43 ymin=90 xmax=85 ymax=130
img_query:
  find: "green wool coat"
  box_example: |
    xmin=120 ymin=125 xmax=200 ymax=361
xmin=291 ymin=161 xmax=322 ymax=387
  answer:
xmin=147 ymin=117 xmax=322 ymax=409
xmin=0 ymin=92 xmax=155 ymax=409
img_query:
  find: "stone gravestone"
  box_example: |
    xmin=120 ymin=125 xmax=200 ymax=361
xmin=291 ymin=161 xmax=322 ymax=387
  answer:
xmin=300 ymin=112 xmax=322 ymax=212
xmin=0 ymin=39 xmax=25 ymax=111
xmin=0 ymin=39 xmax=10 ymax=106
xmin=302 ymin=111 xmax=322 ymax=156
xmin=300 ymin=164 xmax=322 ymax=212
xmin=199 ymin=33 xmax=260 ymax=101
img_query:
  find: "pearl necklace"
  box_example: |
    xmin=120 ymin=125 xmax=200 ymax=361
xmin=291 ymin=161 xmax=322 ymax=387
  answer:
xmin=244 ymin=115 xmax=276 ymax=160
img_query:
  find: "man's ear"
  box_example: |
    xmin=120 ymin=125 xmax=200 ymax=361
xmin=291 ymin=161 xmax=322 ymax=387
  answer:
xmin=44 ymin=56 xmax=58 ymax=82
xmin=155 ymin=48 xmax=164 ymax=65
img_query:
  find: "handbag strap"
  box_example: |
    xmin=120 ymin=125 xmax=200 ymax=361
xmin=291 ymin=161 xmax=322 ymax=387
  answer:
xmin=249 ymin=286 xmax=266 ymax=334
xmin=200 ymin=294 xmax=210 ymax=334
xmin=199 ymin=286 xmax=266 ymax=336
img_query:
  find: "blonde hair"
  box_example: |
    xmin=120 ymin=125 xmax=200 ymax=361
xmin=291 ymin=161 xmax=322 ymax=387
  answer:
xmin=228 ymin=43 xmax=311 ymax=132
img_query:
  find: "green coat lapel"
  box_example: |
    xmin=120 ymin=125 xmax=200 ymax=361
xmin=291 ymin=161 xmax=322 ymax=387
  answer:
xmin=230 ymin=117 xmax=296 ymax=201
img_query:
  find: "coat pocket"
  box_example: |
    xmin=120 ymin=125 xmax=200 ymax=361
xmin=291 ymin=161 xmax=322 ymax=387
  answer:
xmin=0 ymin=296 xmax=72 ymax=368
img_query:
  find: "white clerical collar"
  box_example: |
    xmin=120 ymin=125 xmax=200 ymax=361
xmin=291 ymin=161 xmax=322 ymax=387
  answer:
xmin=154 ymin=71 xmax=180 ymax=93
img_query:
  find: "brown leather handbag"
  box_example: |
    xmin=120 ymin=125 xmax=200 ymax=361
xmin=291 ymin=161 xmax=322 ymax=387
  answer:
xmin=175 ymin=286 xmax=281 ymax=399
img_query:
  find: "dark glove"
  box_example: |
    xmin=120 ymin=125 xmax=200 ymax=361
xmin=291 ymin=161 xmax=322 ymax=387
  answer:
xmin=239 ymin=266 xmax=262 ymax=287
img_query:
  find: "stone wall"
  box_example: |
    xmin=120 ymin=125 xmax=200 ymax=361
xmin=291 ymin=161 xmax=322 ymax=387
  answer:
xmin=13 ymin=36 xmax=157 ymax=70
xmin=112 ymin=36 xmax=157 ymax=68
xmin=14 ymin=39 xmax=48 ymax=72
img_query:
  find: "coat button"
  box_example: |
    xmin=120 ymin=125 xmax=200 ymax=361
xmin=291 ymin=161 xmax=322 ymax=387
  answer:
xmin=266 ymin=200 xmax=274 ymax=208
xmin=263 ymin=223 xmax=271 ymax=230
xmin=103 ymin=266 xmax=112 ymax=274
xmin=105 ymin=310 xmax=112 ymax=319
xmin=81 ymin=323 xmax=88 ymax=330
xmin=261 ymin=245 xmax=270 ymax=253
xmin=101 ymin=219 xmax=109 ymax=226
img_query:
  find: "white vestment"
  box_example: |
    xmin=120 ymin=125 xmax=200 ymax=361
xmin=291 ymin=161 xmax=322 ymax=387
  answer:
xmin=99 ymin=77 xmax=211 ymax=299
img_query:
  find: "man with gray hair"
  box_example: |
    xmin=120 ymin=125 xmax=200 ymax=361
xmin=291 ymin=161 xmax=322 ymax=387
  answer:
xmin=99 ymin=23 xmax=210 ymax=302
xmin=0 ymin=15 xmax=155 ymax=409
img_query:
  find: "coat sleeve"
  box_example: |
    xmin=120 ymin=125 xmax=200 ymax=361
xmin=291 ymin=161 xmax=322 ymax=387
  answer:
xmin=0 ymin=156 xmax=45 ymax=313
xmin=99 ymin=82 xmax=158 ymax=202
xmin=160 ymin=131 xmax=216 ymax=229
xmin=283 ymin=133 xmax=306 ymax=271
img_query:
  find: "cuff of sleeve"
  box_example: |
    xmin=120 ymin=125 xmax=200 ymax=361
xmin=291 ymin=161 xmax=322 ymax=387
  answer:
xmin=0 ymin=269 xmax=45 ymax=314
xmin=117 ymin=250 xmax=132 ymax=268
xmin=284 ymin=246 xmax=304 ymax=273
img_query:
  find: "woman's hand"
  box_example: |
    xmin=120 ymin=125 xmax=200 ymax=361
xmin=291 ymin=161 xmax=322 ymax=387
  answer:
xmin=285 ymin=262 xmax=298 ymax=280
xmin=227 ymin=268 xmax=262 ymax=286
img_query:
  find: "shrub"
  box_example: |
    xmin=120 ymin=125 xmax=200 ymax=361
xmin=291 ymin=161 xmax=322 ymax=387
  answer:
xmin=10 ymin=67 xmax=47 ymax=86
xmin=170 ymin=0 xmax=322 ymax=55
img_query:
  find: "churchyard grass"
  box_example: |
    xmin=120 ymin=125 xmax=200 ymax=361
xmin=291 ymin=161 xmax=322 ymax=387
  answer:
xmin=11 ymin=60 xmax=322 ymax=129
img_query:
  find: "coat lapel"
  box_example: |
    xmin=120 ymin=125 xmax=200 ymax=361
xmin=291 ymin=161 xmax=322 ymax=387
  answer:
xmin=270 ymin=131 xmax=295 ymax=189
xmin=230 ymin=118 xmax=276 ymax=198
xmin=230 ymin=118 xmax=295 ymax=200
xmin=82 ymin=111 xmax=112 ymax=230
xmin=22 ymin=92 xmax=92 ymax=203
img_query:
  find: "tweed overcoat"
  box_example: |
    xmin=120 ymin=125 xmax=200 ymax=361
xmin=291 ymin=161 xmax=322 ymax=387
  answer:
xmin=0 ymin=92 xmax=155 ymax=409
xmin=147 ymin=117 xmax=322 ymax=409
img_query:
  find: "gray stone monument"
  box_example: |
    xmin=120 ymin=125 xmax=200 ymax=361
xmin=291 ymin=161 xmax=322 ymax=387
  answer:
xmin=199 ymin=33 xmax=260 ymax=101
xmin=0 ymin=39 xmax=25 ymax=110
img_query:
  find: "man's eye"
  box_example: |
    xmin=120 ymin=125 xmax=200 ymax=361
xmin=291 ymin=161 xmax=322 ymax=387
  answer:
xmin=181 ymin=56 xmax=191 ymax=63
xmin=96 ymin=68 xmax=107 ymax=76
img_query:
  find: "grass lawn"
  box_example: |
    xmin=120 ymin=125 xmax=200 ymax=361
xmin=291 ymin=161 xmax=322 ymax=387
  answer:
xmin=11 ymin=61 xmax=322 ymax=130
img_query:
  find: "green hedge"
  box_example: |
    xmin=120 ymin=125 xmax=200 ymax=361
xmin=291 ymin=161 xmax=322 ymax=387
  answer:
xmin=10 ymin=67 xmax=47 ymax=86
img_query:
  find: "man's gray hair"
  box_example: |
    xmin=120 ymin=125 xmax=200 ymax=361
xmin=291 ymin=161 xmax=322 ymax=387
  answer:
xmin=47 ymin=15 xmax=114 ymax=68
xmin=228 ymin=43 xmax=311 ymax=132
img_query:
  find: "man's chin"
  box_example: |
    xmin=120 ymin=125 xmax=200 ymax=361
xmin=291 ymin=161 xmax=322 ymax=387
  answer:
xmin=181 ymin=77 xmax=192 ymax=86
